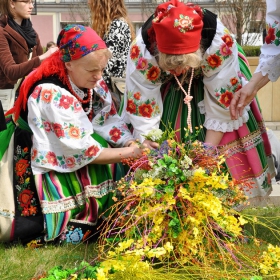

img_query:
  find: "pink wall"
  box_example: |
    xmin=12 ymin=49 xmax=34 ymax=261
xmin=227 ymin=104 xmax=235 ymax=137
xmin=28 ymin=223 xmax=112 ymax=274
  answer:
xmin=31 ymin=15 xmax=55 ymax=49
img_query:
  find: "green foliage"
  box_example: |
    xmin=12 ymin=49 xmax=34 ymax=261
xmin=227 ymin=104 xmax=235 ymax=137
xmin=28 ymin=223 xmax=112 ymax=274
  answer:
xmin=241 ymin=46 xmax=262 ymax=57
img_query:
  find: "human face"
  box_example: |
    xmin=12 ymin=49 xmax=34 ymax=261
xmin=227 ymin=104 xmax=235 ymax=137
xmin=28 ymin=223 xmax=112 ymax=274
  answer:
xmin=10 ymin=0 xmax=34 ymax=24
xmin=169 ymin=66 xmax=190 ymax=76
xmin=65 ymin=51 xmax=109 ymax=89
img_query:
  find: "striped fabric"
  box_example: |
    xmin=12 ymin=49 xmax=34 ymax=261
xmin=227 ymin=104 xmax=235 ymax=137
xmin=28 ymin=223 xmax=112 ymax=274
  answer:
xmin=0 ymin=115 xmax=117 ymax=244
xmin=160 ymin=46 xmax=275 ymax=200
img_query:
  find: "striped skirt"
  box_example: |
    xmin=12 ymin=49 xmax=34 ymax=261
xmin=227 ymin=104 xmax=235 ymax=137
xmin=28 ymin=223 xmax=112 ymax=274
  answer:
xmin=0 ymin=116 xmax=116 ymax=244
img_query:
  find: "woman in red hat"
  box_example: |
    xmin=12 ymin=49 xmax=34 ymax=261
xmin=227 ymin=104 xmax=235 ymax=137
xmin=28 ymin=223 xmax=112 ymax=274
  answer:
xmin=0 ymin=24 xmax=143 ymax=245
xmin=122 ymin=0 xmax=276 ymax=204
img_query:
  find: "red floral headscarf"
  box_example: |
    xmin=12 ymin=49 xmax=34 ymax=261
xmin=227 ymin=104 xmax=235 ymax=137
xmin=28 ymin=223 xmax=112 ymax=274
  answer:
xmin=57 ymin=24 xmax=107 ymax=62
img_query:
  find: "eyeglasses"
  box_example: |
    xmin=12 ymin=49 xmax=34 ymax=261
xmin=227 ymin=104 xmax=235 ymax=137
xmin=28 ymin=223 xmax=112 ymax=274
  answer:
xmin=15 ymin=0 xmax=35 ymax=5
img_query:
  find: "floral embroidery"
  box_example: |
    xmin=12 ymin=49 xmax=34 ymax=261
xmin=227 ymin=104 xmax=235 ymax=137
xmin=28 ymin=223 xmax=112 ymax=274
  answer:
xmin=15 ymin=145 xmax=39 ymax=216
xmin=139 ymin=103 xmax=153 ymax=118
xmin=147 ymin=66 xmax=161 ymax=82
xmin=65 ymin=157 xmax=76 ymax=168
xmin=265 ymin=21 xmax=280 ymax=45
xmin=174 ymin=14 xmax=194 ymax=33
xmin=46 ymin=151 xmax=59 ymax=166
xmin=31 ymin=85 xmax=41 ymax=100
xmin=41 ymin=88 xmax=53 ymax=104
xmin=109 ymin=127 xmax=123 ymax=142
xmin=136 ymin=57 xmax=149 ymax=70
xmin=130 ymin=45 xmax=140 ymax=59
xmin=214 ymin=75 xmax=242 ymax=108
xmin=202 ymin=31 xmax=234 ymax=73
xmin=53 ymin=123 xmax=65 ymax=138
xmin=126 ymin=91 xmax=160 ymax=117
xmin=60 ymin=225 xmax=92 ymax=244
xmin=85 ymin=145 xmax=100 ymax=157
xmin=59 ymin=95 xmax=74 ymax=109
xmin=33 ymin=118 xmax=87 ymax=140
xmin=33 ymin=146 xmax=99 ymax=169
xmin=66 ymin=227 xmax=84 ymax=244
xmin=95 ymin=83 xmax=108 ymax=99
xmin=130 ymin=42 xmax=162 ymax=84
xmin=133 ymin=92 xmax=141 ymax=100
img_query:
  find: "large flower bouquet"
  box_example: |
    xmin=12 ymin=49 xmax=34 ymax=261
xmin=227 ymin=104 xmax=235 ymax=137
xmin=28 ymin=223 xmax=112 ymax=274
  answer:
xmin=39 ymin=127 xmax=280 ymax=280
xmin=96 ymin=127 xmax=266 ymax=275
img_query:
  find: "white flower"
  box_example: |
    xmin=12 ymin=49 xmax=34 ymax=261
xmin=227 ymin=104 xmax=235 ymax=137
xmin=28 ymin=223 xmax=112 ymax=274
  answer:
xmin=144 ymin=129 xmax=163 ymax=142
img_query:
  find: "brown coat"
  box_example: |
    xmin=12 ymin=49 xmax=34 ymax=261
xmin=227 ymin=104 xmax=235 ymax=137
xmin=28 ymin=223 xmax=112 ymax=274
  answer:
xmin=0 ymin=15 xmax=43 ymax=89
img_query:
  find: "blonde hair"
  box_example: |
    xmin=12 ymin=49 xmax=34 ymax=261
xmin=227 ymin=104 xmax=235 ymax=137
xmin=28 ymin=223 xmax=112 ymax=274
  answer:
xmin=158 ymin=49 xmax=202 ymax=72
xmin=89 ymin=0 xmax=135 ymax=40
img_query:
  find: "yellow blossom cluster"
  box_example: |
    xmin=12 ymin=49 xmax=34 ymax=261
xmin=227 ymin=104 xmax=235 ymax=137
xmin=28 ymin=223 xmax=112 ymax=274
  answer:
xmin=259 ymin=244 xmax=280 ymax=276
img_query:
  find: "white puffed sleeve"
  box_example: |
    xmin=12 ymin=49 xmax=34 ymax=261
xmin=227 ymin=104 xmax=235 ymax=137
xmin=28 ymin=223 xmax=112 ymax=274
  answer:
xmin=121 ymin=30 xmax=163 ymax=143
xmin=255 ymin=0 xmax=280 ymax=82
xmin=198 ymin=20 xmax=250 ymax=132
xmin=28 ymin=83 xmax=103 ymax=174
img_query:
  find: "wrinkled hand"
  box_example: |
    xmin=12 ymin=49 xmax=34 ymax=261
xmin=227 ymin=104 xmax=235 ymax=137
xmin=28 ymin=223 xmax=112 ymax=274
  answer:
xmin=39 ymin=46 xmax=59 ymax=61
xmin=229 ymin=82 xmax=256 ymax=120
xmin=142 ymin=139 xmax=159 ymax=149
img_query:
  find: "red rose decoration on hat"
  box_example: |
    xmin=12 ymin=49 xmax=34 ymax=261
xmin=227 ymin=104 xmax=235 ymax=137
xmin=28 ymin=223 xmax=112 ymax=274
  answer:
xmin=152 ymin=0 xmax=203 ymax=55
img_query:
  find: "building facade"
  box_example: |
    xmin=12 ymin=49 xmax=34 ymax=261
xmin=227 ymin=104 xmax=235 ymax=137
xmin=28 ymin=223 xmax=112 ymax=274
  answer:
xmin=31 ymin=0 xmax=215 ymax=48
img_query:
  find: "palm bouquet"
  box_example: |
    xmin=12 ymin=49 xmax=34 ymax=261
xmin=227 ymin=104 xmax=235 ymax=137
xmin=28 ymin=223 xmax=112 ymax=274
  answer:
xmin=97 ymin=127 xmax=256 ymax=269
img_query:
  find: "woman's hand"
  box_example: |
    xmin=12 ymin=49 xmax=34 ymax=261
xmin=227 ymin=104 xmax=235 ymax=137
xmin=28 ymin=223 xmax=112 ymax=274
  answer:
xmin=229 ymin=72 xmax=270 ymax=120
xmin=142 ymin=139 xmax=159 ymax=149
xmin=39 ymin=46 xmax=59 ymax=62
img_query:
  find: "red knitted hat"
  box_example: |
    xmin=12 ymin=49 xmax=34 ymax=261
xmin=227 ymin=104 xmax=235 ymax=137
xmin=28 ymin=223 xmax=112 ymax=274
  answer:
xmin=152 ymin=0 xmax=203 ymax=54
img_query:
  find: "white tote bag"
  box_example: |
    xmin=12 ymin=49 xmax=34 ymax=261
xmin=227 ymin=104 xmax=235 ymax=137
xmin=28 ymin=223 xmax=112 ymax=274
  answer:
xmin=0 ymin=52 xmax=32 ymax=112
xmin=0 ymin=79 xmax=21 ymax=113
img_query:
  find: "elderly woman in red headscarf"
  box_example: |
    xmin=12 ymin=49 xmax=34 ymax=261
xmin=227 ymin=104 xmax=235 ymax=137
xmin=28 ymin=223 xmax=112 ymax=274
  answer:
xmin=122 ymin=0 xmax=276 ymax=204
xmin=0 ymin=24 xmax=143 ymax=245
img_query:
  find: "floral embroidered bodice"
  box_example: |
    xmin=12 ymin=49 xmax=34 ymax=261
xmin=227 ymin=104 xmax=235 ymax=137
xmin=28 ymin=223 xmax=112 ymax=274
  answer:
xmin=121 ymin=19 xmax=250 ymax=142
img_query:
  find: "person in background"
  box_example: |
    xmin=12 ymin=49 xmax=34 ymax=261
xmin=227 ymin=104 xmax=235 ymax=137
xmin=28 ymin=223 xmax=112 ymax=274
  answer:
xmin=0 ymin=0 xmax=57 ymax=113
xmin=45 ymin=40 xmax=56 ymax=51
xmin=88 ymin=0 xmax=135 ymax=92
xmin=0 ymin=24 xmax=143 ymax=245
xmin=230 ymin=0 xmax=280 ymax=120
xmin=122 ymin=0 xmax=276 ymax=204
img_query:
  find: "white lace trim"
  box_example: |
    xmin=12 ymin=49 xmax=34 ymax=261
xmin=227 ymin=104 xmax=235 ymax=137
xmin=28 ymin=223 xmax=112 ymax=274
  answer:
xmin=255 ymin=53 xmax=280 ymax=82
xmin=0 ymin=208 xmax=14 ymax=219
xmin=68 ymin=75 xmax=85 ymax=99
xmin=41 ymin=180 xmax=115 ymax=214
xmin=198 ymin=102 xmax=250 ymax=132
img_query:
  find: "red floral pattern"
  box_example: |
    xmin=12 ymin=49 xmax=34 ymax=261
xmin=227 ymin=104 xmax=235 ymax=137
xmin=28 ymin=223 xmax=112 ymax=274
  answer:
xmin=59 ymin=95 xmax=74 ymax=109
xmin=219 ymin=90 xmax=233 ymax=107
xmin=207 ymin=54 xmax=222 ymax=69
xmin=14 ymin=145 xmax=38 ymax=216
xmin=53 ymin=123 xmax=65 ymax=138
xmin=46 ymin=151 xmax=59 ymax=166
xmin=126 ymin=99 xmax=137 ymax=114
xmin=85 ymin=145 xmax=100 ymax=157
xmin=130 ymin=45 xmax=140 ymax=59
xmin=15 ymin=159 xmax=29 ymax=176
xmin=109 ymin=127 xmax=122 ymax=142
xmin=138 ymin=103 xmax=153 ymax=118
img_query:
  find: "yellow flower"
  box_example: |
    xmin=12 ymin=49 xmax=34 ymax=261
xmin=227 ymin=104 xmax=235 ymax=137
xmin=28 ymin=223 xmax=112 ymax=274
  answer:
xmin=96 ymin=268 xmax=108 ymax=280
xmin=116 ymin=239 xmax=134 ymax=252
xmin=164 ymin=242 xmax=173 ymax=252
xmin=238 ymin=215 xmax=248 ymax=226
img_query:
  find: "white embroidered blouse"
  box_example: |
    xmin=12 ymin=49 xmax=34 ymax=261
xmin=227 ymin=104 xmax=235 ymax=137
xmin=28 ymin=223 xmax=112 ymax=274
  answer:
xmin=122 ymin=19 xmax=250 ymax=143
xmin=28 ymin=78 xmax=134 ymax=174
xmin=255 ymin=0 xmax=280 ymax=82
